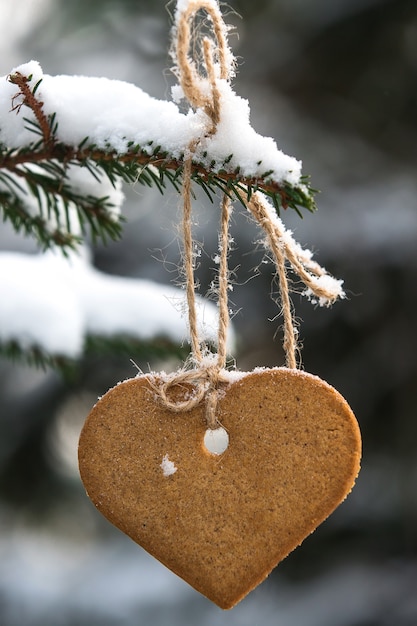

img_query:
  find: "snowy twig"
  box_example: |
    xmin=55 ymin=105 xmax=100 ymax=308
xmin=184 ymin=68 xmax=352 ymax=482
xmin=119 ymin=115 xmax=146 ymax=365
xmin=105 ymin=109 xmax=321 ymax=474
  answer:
xmin=0 ymin=248 xmax=225 ymax=374
xmin=0 ymin=60 xmax=316 ymax=251
xmin=9 ymin=71 xmax=53 ymax=145
xmin=0 ymin=140 xmax=315 ymax=210
xmin=0 ymin=1 xmax=337 ymax=373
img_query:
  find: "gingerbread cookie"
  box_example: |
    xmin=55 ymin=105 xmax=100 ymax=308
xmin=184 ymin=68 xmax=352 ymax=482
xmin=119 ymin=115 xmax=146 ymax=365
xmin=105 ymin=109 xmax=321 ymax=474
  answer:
xmin=78 ymin=367 xmax=361 ymax=609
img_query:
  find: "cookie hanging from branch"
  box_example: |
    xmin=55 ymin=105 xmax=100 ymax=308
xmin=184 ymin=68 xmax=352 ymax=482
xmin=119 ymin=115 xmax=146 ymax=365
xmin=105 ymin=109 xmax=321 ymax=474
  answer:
xmin=78 ymin=0 xmax=361 ymax=610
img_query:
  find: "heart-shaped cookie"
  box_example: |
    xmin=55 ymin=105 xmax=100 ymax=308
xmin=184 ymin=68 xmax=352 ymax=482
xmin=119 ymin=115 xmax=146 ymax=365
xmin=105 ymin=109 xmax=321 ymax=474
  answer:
xmin=78 ymin=367 xmax=361 ymax=609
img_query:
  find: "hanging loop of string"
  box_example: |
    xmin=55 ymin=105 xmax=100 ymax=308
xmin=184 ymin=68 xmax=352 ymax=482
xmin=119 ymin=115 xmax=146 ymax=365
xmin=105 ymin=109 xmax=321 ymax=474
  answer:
xmin=156 ymin=0 xmax=344 ymax=424
xmin=154 ymin=0 xmax=234 ymax=428
xmin=158 ymin=177 xmax=232 ymax=428
xmin=175 ymin=0 xmax=233 ymax=367
xmin=173 ymin=0 xmax=232 ymax=130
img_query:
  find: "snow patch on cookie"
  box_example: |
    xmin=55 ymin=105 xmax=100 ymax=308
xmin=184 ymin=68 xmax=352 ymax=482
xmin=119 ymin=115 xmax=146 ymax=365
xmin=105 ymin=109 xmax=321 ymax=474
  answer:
xmin=160 ymin=454 xmax=178 ymax=477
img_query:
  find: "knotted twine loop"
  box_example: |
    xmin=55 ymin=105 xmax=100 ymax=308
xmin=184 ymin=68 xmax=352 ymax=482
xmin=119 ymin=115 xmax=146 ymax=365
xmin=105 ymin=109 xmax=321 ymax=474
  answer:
xmin=158 ymin=0 xmax=235 ymax=428
xmin=158 ymin=0 xmax=344 ymax=423
xmin=158 ymin=190 xmax=231 ymax=429
xmin=173 ymin=0 xmax=234 ymax=133
xmin=175 ymin=0 xmax=233 ymax=365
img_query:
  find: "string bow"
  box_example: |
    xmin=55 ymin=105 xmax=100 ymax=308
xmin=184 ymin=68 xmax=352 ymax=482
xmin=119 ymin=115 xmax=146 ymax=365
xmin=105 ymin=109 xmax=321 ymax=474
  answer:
xmin=158 ymin=0 xmax=345 ymax=424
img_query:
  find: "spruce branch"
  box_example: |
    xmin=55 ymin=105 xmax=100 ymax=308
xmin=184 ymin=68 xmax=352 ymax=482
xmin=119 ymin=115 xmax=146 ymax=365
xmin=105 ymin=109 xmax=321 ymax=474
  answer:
xmin=0 ymin=334 xmax=189 ymax=379
xmin=69 ymin=144 xmax=316 ymax=214
xmin=0 ymin=157 xmax=122 ymax=251
xmin=0 ymin=69 xmax=316 ymax=252
xmin=1 ymin=72 xmax=123 ymax=250
xmin=2 ymin=137 xmax=316 ymax=221
xmin=0 ymin=338 xmax=78 ymax=377
xmin=0 ymin=55 xmax=320 ymax=373
xmin=9 ymin=71 xmax=53 ymax=145
xmin=0 ymin=184 xmax=80 ymax=249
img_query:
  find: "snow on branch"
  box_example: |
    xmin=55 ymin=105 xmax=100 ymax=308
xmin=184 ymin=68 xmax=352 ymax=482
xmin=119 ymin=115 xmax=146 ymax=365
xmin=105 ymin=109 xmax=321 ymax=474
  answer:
xmin=0 ymin=0 xmax=336 ymax=372
xmin=0 ymin=59 xmax=315 ymax=250
xmin=0 ymin=247 xmax=227 ymax=372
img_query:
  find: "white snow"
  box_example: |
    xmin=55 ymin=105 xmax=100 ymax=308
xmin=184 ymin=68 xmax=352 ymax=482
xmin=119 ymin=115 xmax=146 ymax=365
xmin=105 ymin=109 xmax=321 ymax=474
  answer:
xmin=0 ymin=247 xmax=226 ymax=358
xmin=0 ymin=11 xmax=334 ymax=360
xmin=198 ymin=81 xmax=302 ymax=184
xmin=0 ymin=60 xmax=302 ymax=187
xmin=160 ymin=454 xmax=178 ymax=477
xmin=220 ymin=369 xmax=249 ymax=383
xmin=0 ymin=251 xmax=84 ymax=356
xmin=303 ymin=274 xmax=346 ymax=307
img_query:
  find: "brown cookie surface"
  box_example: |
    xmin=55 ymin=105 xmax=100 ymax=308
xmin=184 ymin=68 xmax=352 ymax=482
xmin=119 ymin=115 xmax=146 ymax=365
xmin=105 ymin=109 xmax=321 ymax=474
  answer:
xmin=78 ymin=367 xmax=361 ymax=609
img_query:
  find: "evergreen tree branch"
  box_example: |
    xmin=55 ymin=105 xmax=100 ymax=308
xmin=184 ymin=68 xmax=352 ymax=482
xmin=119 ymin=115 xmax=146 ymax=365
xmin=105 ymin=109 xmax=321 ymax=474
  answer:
xmin=0 ymin=71 xmax=316 ymax=251
xmin=9 ymin=71 xmax=53 ymax=145
xmin=0 ymin=63 xmax=318 ymax=372
xmin=0 ymin=334 xmax=189 ymax=379
xmin=0 ymin=185 xmax=80 ymax=249
xmin=1 ymin=140 xmax=316 ymax=216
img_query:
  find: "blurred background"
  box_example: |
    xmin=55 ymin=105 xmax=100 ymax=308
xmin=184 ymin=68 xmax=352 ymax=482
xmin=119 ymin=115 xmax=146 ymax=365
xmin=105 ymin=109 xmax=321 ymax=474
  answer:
xmin=1 ymin=0 xmax=417 ymax=624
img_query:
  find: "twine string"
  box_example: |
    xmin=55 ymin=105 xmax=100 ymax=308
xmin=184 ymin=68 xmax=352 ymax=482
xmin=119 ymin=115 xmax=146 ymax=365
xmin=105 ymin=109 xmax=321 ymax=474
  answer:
xmin=181 ymin=155 xmax=203 ymax=364
xmin=171 ymin=156 xmax=231 ymax=426
xmin=158 ymin=0 xmax=233 ymax=426
xmin=246 ymin=191 xmax=341 ymax=304
xmin=216 ymin=193 xmax=231 ymax=370
xmin=174 ymin=0 xmax=230 ymax=129
xmin=242 ymin=191 xmax=298 ymax=368
xmin=269 ymin=236 xmax=298 ymax=370
xmin=164 ymin=169 xmax=231 ymax=425
xmin=157 ymin=0 xmax=342 ymax=422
